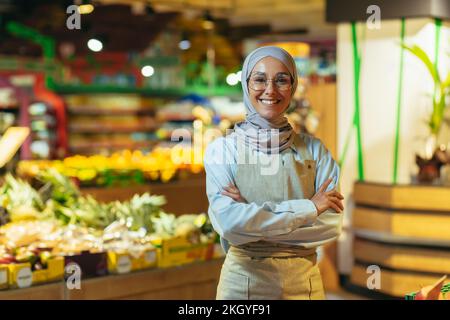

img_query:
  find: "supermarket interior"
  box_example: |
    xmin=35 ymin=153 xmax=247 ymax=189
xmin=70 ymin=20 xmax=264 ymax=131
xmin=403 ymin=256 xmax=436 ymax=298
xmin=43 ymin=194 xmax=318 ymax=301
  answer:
xmin=0 ymin=0 xmax=449 ymax=301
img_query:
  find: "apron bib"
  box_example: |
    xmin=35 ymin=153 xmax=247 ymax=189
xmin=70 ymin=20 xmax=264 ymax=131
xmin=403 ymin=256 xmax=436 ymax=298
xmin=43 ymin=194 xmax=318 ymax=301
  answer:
xmin=216 ymin=135 xmax=326 ymax=300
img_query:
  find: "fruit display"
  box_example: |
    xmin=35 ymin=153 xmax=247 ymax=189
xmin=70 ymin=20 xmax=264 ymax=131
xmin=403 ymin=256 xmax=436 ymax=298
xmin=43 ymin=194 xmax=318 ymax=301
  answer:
xmin=0 ymin=171 xmax=217 ymax=289
xmin=405 ymin=275 xmax=450 ymax=300
xmin=17 ymin=146 xmax=204 ymax=187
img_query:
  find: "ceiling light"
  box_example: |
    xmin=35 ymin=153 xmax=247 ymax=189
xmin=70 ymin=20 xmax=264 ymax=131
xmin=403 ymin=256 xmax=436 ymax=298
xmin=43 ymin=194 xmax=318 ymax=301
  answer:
xmin=141 ymin=65 xmax=155 ymax=77
xmin=179 ymin=40 xmax=191 ymax=50
xmin=87 ymin=38 xmax=103 ymax=52
xmin=78 ymin=4 xmax=94 ymax=14
xmin=226 ymin=73 xmax=239 ymax=86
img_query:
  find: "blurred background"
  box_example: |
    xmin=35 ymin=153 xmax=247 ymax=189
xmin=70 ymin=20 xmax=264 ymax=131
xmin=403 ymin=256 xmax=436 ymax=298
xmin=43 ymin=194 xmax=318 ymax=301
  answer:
xmin=0 ymin=0 xmax=449 ymax=300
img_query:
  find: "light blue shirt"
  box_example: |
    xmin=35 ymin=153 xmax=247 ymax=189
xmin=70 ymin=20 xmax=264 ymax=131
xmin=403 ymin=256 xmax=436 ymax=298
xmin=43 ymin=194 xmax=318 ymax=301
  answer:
xmin=204 ymin=132 xmax=343 ymax=253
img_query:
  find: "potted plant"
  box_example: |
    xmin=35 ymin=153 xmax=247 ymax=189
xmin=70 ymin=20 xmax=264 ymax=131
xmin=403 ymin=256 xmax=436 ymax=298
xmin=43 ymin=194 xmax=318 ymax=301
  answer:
xmin=402 ymin=44 xmax=450 ymax=183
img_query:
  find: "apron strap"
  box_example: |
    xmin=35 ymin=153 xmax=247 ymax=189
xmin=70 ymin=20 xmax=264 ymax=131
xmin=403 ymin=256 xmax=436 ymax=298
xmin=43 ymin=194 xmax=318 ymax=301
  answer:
xmin=292 ymin=134 xmax=314 ymax=161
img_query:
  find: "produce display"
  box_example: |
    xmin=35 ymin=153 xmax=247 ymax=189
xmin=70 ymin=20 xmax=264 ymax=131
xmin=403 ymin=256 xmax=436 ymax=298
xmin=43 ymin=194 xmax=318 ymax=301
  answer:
xmin=16 ymin=146 xmax=204 ymax=187
xmin=405 ymin=276 xmax=449 ymax=300
xmin=0 ymin=171 xmax=218 ymax=290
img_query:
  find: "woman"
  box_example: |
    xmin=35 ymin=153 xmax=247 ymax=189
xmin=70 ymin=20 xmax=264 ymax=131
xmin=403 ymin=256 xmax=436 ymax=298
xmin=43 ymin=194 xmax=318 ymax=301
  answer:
xmin=204 ymin=46 xmax=344 ymax=300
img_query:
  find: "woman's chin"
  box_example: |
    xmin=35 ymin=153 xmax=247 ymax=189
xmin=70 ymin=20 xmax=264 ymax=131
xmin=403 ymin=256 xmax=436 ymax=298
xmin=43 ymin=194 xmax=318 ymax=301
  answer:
xmin=260 ymin=111 xmax=284 ymax=122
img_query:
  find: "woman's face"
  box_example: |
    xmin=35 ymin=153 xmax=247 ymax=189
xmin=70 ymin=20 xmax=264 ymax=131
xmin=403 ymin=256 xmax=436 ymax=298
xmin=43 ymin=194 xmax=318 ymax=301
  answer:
xmin=247 ymin=56 xmax=293 ymax=121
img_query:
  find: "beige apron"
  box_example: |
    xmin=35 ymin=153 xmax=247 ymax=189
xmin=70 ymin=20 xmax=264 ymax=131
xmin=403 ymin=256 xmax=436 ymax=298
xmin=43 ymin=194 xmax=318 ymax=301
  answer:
xmin=216 ymin=135 xmax=326 ymax=300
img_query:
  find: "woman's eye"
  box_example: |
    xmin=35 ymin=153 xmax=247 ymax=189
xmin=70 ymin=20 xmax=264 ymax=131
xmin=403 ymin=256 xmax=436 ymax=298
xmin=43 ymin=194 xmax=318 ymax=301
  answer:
xmin=276 ymin=78 xmax=289 ymax=84
xmin=253 ymin=78 xmax=266 ymax=83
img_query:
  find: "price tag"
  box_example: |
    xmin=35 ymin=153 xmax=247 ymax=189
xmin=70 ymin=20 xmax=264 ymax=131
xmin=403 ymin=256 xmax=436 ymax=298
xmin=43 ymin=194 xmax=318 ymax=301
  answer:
xmin=16 ymin=266 xmax=32 ymax=288
xmin=0 ymin=270 xmax=7 ymax=285
xmin=145 ymin=250 xmax=156 ymax=264
xmin=116 ymin=255 xmax=131 ymax=274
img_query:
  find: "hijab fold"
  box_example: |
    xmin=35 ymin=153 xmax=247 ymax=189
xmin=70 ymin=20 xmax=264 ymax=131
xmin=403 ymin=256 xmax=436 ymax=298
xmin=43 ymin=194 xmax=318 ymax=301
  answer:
xmin=234 ymin=46 xmax=298 ymax=154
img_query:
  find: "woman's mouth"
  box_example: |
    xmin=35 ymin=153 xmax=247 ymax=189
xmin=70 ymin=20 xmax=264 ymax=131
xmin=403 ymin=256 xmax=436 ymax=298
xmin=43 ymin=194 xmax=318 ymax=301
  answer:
xmin=259 ymin=99 xmax=281 ymax=106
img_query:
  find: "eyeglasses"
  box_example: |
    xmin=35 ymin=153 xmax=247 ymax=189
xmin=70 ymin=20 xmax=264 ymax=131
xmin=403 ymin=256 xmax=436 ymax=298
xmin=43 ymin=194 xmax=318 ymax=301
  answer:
xmin=247 ymin=75 xmax=293 ymax=91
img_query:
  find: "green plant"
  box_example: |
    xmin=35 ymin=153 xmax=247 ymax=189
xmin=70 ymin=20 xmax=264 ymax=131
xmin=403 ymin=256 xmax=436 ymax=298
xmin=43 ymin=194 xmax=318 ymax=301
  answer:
xmin=402 ymin=44 xmax=450 ymax=135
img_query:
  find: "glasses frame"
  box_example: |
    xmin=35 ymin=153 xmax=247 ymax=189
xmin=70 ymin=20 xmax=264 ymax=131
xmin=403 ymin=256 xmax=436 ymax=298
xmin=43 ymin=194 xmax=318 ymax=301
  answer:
xmin=247 ymin=75 xmax=294 ymax=91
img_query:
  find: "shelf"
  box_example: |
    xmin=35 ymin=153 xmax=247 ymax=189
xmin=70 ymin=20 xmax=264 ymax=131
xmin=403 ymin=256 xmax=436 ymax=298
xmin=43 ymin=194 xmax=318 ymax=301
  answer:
xmin=0 ymin=106 xmax=19 ymax=112
xmin=68 ymin=106 xmax=155 ymax=116
xmin=51 ymin=83 xmax=241 ymax=97
xmin=0 ymin=259 xmax=223 ymax=300
xmin=81 ymin=172 xmax=207 ymax=215
xmin=157 ymin=115 xmax=197 ymax=122
xmin=69 ymin=124 xmax=158 ymax=134
xmin=69 ymin=141 xmax=158 ymax=152
xmin=353 ymin=237 xmax=450 ymax=275
xmin=354 ymin=181 xmax=450 ymax=211
xmin=351 ymin=262 xmax=449 ymax=298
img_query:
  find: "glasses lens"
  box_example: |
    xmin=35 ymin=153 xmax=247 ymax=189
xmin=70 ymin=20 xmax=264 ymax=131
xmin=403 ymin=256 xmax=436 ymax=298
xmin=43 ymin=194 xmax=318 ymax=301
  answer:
xmin=249 ymin=77 xmax=266 ymax=90
xmin=275 ymin=77 xmax=291 ymax=90
xmin=249 ymin=76 xmax=292 ymax=90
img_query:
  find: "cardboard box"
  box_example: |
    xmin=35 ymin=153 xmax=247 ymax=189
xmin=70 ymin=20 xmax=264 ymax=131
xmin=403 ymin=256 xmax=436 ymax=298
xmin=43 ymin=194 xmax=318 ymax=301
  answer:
xmin=64 ymin=251 xmax=108 ymax=279
xmin=7 ymin=263 xmax=33 ymax=289
xmin=107 ymin=249 xmax=157 ymax=274
xmin=0 ymin=265 xmax=9 ymax=290
xmin=156 ymin=236 xmax=214 ymax=268
xmin=5 ymin=257 xmax=65 ymax=288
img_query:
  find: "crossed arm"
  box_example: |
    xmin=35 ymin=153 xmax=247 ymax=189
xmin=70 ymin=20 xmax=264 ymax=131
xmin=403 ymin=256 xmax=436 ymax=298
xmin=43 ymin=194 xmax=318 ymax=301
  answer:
xmin=204 ymin=136 xmax=344 ymax=247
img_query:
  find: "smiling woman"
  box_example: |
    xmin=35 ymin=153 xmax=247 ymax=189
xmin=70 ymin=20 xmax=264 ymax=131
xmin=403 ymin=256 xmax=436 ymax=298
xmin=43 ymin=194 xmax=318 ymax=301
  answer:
xmin=247 ymin=58 xmax=293 ymax=121
xmin=204 ymin=46 xmax=344 ymax=300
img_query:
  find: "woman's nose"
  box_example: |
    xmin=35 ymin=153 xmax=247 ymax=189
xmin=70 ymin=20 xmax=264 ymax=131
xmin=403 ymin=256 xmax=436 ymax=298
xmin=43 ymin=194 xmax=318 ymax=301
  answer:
xmin=263 ymin=80 xmax=276 ymax=94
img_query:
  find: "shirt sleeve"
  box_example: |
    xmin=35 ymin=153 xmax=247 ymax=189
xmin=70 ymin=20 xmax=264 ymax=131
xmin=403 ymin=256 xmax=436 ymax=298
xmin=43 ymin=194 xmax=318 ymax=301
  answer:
xmin=262 ymin=134 xmax=344 ymax=248
xmin=204 ymin=137 xmax=319 ymax=246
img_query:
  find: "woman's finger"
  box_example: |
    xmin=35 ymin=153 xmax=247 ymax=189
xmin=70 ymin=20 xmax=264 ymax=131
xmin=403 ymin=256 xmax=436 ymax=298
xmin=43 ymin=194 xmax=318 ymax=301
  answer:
xmin=330 ymin=197 xmax=344 ymax=211
xmin=328 ymin=201 xmax=342 ymax=213
xmin=224 ymin=186 xmax=239 ymax=195
xmin=328 ymin=190 xmax=344 ymax=200
xmin=221 ymin=191 xmax=239 ymax=201
xmin=319 ymin=178 xmax=333 ymax=193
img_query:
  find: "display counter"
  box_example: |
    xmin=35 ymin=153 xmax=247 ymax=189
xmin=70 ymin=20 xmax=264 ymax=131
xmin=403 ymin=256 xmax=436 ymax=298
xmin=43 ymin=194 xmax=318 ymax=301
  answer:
xmin=0 ymin=258 xmax=223 ymax=300
xmin=81 ymin=172 xmax=209 ymax=215
xmin=350 ymin=182 xmax=450 ymax=297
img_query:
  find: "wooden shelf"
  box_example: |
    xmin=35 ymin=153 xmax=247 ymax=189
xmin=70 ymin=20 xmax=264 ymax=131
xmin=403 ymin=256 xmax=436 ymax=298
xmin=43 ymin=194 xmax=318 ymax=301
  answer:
xmin=351 ymin=181 xmax=450 ymax=298
xmin=69 ymin=125 xmax=158 ymax=134
xmin=69 ymin=141 xmax=157 ymax=152
xmin=354 ymin=181 xmax=450 ymax=211
xmin=353 ymin=237 xmax=450 ymax=275
xmin=351 ymin=262 xmax=450 ymax=298
xmin=52 ymin=84 xmax=241 ymax=97
xmin=353 ymin=206 xmax=450 ymax=242
xmin=67 ymin=259 xmax=223 ymax=300
xmin=0 ymin=259 xmax=223 ymax=300
xmin=81 ymin=172 xmax=207 ymax=215
xmin=68 ymin=107 xmax=155 ymax=116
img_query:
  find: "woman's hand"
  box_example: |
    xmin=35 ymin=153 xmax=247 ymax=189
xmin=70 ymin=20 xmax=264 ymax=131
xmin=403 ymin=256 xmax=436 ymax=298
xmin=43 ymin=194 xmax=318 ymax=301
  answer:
xmin=221 ymin=183 xmax=247 ymax=203
xmin=311 ymin=178 xmax=344 ymax=215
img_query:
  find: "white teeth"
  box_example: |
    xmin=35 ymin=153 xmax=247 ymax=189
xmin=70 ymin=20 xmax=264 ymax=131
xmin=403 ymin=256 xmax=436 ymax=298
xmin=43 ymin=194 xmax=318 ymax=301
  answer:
xmin=260 ymin=99 xmax=279 ymax=105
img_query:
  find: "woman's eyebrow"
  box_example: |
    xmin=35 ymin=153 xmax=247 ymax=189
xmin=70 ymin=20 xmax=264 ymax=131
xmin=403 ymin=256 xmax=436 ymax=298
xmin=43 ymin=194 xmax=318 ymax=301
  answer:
xmin=251 ymin=71 xmax=266 ymax=76
xmin=250 ymin=71 xmax=290 ymax=77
